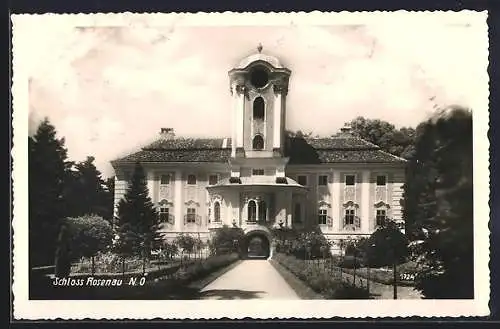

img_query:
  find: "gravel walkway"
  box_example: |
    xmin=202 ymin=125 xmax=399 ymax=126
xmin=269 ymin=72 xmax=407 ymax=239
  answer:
xmin=199 ymin=260 xmax=300 ymax=300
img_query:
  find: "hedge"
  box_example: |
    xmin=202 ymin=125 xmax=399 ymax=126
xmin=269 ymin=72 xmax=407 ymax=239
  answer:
xmin=273 ymin=253 xmax=370 ymax=299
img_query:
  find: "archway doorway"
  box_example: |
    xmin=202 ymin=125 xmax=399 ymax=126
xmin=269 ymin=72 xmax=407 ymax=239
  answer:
xmin=243 ymin=233 xmax=270 ymax=259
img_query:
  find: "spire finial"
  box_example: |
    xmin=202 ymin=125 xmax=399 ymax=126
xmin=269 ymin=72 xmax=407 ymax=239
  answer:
xmin=257 ymin=43 xmax=263 ymax=53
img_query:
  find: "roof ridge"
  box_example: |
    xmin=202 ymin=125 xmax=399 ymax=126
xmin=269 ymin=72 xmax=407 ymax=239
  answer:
xmin=375 ymin=148 xmax=409 ymax=162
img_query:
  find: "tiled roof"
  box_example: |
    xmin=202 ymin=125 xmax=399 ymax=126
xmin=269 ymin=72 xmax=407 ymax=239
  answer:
xmin=111 ymin=134 xmax=405 ymax=166
xmin=112 ymin=148 xmax=231 ymax=164
xmin=143 ymin=137 xmax=231 ymax=150
xmin=285 ymin=135 xmax=406 ymax=164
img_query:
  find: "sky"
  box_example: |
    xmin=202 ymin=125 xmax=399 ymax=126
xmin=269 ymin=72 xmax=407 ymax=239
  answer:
xmin=25 ymin=14 xmax=488 ymax=178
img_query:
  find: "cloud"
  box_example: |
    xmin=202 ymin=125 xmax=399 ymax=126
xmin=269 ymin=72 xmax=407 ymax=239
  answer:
xmin=26 ymin=22 xmax=487 ymax=177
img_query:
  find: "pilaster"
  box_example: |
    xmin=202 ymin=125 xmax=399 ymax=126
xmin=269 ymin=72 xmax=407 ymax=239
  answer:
xmin=174 ymin=170 xmax=183 ymax=232
xmin=361 ymin=170 xmax=371 ymax=234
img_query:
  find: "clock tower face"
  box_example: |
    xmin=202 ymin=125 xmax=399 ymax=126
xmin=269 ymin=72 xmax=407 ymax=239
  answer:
xmin=229 ymin=52 xmax=291 ymax=159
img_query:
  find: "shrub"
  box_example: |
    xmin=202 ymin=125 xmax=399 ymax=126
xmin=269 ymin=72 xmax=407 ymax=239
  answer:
xmin=273 ymin=228 xmax=332 ymax=259
xmin=360 ymin=220 xmax=409 ymax=267
xmin=274 ymin=253 xmax=369 ymax=299
xmin=210 ymin=226 xmax=244 ymax=255
xmin=175 ymin=253 xmax=239 ymax=282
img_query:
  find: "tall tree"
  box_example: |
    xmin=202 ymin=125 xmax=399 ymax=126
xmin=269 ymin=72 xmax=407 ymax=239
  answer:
xmin=29 ymin=118 xmax=73 ymax=267
xmin=65 ymin=156 xmax=112 ymax=220
xmin=405 ymin=106 xmax=473 ymax=298
xmin=346 ymin=117 xmax=416 ymax=159
xmin=104 ymin=176 xmax=115 ymax=222
xmin=114 ymin=162 xmax=159 ymax=258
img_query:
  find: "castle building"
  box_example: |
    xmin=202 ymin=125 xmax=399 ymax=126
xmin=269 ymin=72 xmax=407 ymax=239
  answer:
xmin=111 ymin=49 xmax=406 ymax=256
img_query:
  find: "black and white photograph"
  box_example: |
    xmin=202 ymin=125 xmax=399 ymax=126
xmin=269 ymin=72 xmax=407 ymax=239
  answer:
xmin=12 ymin=11 xmax=490 ymax=319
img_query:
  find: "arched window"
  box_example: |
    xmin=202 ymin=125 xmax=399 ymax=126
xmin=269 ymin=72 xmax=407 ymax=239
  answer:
xmin=248 ymin=200 xmax=257 ymax=222
xmin=252 ymin=134 xmax=264 ymax=150
xmin=253 ymin=97 xmax=265 ymax=119
xmin=214 ymin=202 xmax=221 ymax=222
xmin=258 ymin=200 xmax=267 ymax=222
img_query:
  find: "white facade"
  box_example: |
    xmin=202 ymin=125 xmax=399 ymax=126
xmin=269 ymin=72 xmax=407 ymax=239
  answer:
xmin=111 ymin=51 xmax=407 ymax=249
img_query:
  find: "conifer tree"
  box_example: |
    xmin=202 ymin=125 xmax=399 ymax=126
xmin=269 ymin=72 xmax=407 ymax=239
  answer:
xmin=405 ymin=106 xmax=474 ymax=298
xmin=114 ymin=162 xmax=159 ymax=258
xmin=29 ymin=118 xmax=72 ymax=267
xmin=65 ymin=156 xmax=112 ymax=219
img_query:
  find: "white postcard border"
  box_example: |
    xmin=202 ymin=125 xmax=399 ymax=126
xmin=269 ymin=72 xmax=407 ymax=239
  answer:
xmin=12 ymin=11 xmax=490 ymax=319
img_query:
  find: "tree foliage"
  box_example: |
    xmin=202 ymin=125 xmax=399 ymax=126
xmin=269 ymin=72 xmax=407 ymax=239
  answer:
xmin=209 ymin=225 xmax=245 ymax=255
xmin=358 ymin=219 xmax=409 ymax=267
xmin=65 ymin=156 xmax=113 ymax=220
xmin=404 ymin=106 xmax=473 ymax=298
xmin=346 ymin=117 xmax=416 ymax=159
xmin=273 ymin=227 xmax=331 ymax=259
xmin=65 ymin=215 xmax=114 ymax=260
xmin=114 ymin=162 xmax=159 ymax=257
xmin=29 ymin=118 xmax=73 ymax=266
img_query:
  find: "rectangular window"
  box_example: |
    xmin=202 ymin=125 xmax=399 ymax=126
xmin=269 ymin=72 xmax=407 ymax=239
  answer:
xmin=376 ymin=209 xmax=387 ymax=226
xmin=160 ymin=174 xmax=170 ymax=185
xmin=294 ymin=203 xmax=302 ymax=223
xmin=318 ymin=175 xmax=328 ymax=186
xmin=159 ymin=207 xmax=170 ymax=223
xmin=187 ymin=174 xmax=197 ymax=185
xmin=186 ymin=208 xmax=196 ymax=223
xmin=345 ymin=175 xmax=355 ymax=186
xmin=345 ymin=209 xmax=355 ymax=225
xmin=318 ymin=209 xmax=327 ymax=225
xmin=209 ymin=174 xmax=218 ymax=185
xmin=252 ymin=169 xmax=265 ymax=176
xmin=376 ymin=175 xmax=387 ymax=186
xmin=298 ymin=175 xmax=307 ymax=186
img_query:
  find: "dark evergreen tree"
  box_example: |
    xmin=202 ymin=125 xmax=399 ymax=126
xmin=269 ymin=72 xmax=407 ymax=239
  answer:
xmin=104 ymin=176 xmax=115 ymax=223
xmin=65 ymin=156 xmax=112 ymax=220
xmin=404 ymin=106 xmax=474 ymax=298
xmin=114 ymin=162 xmax=159 ymax=258
xmin=29 ymin=118 xmax=72 ymax=267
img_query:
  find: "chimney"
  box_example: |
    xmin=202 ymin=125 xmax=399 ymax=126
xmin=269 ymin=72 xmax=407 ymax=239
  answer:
xmin=340 ymin=123 xmax=352 ymax=136
xmin=160 ymin=128 xmax=175 ymax=139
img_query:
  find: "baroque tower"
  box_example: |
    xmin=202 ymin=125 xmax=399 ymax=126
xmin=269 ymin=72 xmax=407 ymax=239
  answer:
xmin=228 ymin=45 xmax=291 ymax=160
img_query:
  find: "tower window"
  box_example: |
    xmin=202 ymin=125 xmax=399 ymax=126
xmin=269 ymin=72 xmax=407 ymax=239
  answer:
xmin=250 ymin=66 xmax=269 ymax=88
xmin=252 ymin=134 xmax=264 ymax=150
xmin=253 ymin=97 xmax=265 ymax=119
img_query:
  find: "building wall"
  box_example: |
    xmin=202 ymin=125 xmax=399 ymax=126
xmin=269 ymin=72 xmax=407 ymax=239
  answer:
xmin=112 ymin=164 xmax=405 ymax=243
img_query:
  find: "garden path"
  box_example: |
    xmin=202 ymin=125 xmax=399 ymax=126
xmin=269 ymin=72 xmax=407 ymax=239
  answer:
xmin=199 ymin=259 xmax=300 ymax=300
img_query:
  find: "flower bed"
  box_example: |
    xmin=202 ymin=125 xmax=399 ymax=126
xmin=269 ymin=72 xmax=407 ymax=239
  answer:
xmin=273 ymin=253 xmax=369 ymax=299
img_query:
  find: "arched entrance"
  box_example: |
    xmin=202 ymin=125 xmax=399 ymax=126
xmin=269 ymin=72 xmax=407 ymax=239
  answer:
xmin=242 ymin=232 xmax=271 ymax=259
